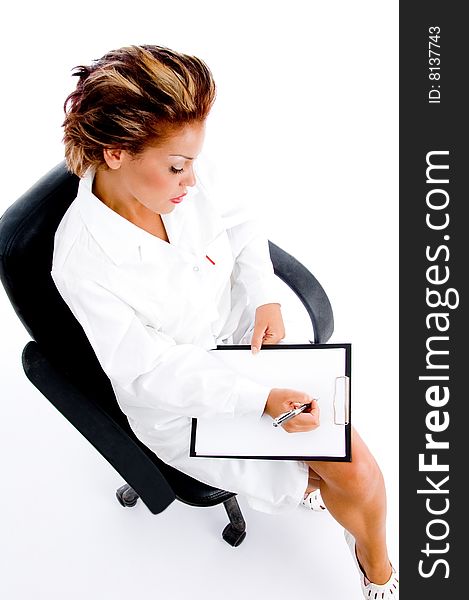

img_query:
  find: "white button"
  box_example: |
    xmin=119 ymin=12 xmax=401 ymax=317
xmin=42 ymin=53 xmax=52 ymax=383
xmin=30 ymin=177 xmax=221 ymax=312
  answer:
xmin=193 ymin=266 xmax=199 ymax=272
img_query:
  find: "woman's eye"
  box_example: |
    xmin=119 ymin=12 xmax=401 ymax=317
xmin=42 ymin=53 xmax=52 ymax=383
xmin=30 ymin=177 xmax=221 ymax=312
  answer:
xmin=170 ymin=166 xmax=184 ymax=174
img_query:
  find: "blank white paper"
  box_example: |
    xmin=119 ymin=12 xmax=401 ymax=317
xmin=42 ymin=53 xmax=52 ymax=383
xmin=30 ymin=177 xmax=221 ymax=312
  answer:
xmin=193 ymin=347 xmax=349 ymax=458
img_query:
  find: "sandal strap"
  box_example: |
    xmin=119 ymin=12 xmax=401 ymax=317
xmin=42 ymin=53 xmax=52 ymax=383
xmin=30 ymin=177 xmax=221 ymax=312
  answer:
xmin=362 ymin=570 xmax=399 ymax=599
xmin=301 ymin=489 xmax=326 ymax=511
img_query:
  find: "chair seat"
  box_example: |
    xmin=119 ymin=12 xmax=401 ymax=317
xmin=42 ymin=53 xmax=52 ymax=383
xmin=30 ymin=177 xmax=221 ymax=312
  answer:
xmin=21 ymin=340 xmax=234 ymax=512
xmin=156 ymin=460 xmax=235 ymax=507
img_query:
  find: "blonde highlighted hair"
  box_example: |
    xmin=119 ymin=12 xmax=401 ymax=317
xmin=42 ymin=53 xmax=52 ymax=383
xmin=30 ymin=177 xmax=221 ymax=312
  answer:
xmin=62 ymin=44 xmax=217 ymax=177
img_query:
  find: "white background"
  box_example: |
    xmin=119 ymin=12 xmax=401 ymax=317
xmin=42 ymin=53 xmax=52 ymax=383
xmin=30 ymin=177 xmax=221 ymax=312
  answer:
xmin=0 ymin=1 xmax=398 ymax=599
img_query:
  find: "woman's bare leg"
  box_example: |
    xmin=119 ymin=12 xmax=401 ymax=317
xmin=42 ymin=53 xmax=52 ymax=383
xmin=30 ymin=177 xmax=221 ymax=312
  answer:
xmin=305 ymin=427 xmax=392 ymax=585
xmin=304 ymin=467 xmax=321 ymax=497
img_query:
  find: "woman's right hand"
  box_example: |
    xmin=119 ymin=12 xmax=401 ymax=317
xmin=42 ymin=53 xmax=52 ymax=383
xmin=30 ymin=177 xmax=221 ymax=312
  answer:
xmin=264 ymin=388 xmax=320 ymax=433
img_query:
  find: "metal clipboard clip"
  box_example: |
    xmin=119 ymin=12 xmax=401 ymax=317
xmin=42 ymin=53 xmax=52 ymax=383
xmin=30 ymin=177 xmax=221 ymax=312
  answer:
xmin=333 ymin=376 xmax=350 ymax=425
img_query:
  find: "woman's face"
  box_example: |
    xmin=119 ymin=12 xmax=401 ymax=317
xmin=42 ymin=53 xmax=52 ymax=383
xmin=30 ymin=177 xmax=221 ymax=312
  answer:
xmin=105 ymin=121 xmax=206 ymax=215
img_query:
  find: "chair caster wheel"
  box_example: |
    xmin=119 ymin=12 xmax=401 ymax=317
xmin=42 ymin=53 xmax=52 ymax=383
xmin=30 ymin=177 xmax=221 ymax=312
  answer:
xmin=116 ymin=484 xmax=139 ymax=507
xmin=222 ymin=523 xmax=247 ymax=547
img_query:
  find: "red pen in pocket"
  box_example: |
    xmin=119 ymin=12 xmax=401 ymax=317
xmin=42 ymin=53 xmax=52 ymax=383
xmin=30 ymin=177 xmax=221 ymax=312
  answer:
xmin=206 ymin=255 xmax=215 ymax=265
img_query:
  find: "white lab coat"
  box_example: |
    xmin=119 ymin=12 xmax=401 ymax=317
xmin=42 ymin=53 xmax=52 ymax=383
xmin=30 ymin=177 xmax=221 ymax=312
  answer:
xmin=51 ymin=160 xmax=308 ymax=514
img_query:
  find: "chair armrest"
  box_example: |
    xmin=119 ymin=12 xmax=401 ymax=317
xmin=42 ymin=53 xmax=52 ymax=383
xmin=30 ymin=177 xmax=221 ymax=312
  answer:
xmin=268 ymin=241 xmax=334 ymax=343
xmin=22 ymin=341 xmax=176 ymax=514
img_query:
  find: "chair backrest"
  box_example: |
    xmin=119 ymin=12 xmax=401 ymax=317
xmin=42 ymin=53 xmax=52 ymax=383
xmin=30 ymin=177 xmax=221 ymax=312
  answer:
xmin=0 ymin=161 xmax=123 ymax=420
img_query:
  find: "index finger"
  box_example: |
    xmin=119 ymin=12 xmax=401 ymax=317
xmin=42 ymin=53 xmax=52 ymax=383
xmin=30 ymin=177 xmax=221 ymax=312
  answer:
xmin=250 ymin=325 xmax=266 ymax=355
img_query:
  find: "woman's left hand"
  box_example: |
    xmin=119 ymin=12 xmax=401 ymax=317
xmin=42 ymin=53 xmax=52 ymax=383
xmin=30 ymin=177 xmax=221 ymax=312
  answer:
xmin=251 ymin=303 xmax=285 ymax=354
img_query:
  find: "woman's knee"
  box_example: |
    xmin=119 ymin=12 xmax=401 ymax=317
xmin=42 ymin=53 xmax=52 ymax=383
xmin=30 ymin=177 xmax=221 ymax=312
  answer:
xmin=346 ymin=428 xmax=382 ymax=488
xmin=348 ymin=450 xmax=382 ymax=496
xmin=309 ymin=429 xmax=382 ymax=494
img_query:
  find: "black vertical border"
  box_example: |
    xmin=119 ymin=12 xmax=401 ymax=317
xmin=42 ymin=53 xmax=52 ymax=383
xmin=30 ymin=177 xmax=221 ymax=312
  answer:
xmin=400 ymin=2 xmax=466 ymax=596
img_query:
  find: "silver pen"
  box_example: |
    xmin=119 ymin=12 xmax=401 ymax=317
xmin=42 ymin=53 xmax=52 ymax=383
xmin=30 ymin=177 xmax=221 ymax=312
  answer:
xmin=272 ymin=402 xmax=314 ymax=427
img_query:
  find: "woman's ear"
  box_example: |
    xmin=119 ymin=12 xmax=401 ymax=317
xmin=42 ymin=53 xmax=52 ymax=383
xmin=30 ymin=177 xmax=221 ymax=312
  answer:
xmin=103 ymin=147 xmax=124 ymax=170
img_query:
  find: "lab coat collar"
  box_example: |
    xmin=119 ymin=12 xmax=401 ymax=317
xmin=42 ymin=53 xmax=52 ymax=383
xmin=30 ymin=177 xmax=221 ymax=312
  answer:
xmin=75 ymin=168 xmax=224 ymax=265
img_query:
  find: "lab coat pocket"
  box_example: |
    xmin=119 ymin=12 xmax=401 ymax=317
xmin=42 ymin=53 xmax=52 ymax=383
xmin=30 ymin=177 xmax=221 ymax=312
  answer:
xmin=203 ymin=231 xmax=234 ymax=286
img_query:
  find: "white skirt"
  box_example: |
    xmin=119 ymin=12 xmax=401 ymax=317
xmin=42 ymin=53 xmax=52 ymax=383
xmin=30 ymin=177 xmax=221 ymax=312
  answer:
xmin=167 ymin=449 xmax=310 ymax=515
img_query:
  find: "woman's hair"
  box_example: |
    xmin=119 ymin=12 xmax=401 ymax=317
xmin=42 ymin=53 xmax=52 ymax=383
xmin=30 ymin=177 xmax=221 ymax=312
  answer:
xmin=62 ymin=44 xmax=217 ymax=177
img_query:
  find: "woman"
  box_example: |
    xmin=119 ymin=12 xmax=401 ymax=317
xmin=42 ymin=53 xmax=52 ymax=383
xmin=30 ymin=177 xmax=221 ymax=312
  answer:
xmin=52 ymin=44 xmax=398 ymax=598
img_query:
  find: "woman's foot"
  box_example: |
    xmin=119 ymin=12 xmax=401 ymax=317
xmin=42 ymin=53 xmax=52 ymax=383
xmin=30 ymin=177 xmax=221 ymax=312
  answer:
xmin=344 ymin=530 xmax=399 ymax=599
xmin=301 ymin=489 xmax=327 ymax=511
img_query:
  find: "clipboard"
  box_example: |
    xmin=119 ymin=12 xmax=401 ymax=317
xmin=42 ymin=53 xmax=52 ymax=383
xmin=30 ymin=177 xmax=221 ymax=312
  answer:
xmin=190 ymin=343 xmax=351 ymax=461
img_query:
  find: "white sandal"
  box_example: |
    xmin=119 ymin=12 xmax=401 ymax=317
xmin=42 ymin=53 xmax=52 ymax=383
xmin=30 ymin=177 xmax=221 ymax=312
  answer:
xmin=344 ymin=530 xmax=399 ymax=599
xmin=301 ymin=489 xmax=327 ymax=511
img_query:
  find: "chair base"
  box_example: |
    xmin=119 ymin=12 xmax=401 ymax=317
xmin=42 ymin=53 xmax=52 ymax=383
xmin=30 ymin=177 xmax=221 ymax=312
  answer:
xmin=116 ymin=483 xmax=140 ymax=507
xmin=222 ymin=495 xmax=247 ymax=546
xmin=115 ymin=483 xmax=247 ymax=547
xmin=222 ymin=523 xmax=246 ymax=546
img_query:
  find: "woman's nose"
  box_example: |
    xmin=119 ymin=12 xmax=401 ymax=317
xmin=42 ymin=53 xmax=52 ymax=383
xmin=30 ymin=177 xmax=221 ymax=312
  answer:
xmin=183 ymin=165 xmax=196 ymax=187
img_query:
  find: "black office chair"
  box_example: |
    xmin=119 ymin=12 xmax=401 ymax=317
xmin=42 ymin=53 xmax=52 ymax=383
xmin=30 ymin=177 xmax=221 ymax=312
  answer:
xmin=0 ymin=161 xmax=334 ymax=547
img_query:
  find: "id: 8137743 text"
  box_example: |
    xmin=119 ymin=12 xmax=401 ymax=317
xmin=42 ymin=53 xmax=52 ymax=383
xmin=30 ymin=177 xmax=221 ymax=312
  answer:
xmin=428 ymin=26 xmax=441 ymax=104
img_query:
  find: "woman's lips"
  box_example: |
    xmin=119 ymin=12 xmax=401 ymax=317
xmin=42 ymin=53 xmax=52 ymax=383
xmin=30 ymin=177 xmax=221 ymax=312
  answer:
xmin=170 ymin=193 xmax=187 ymax=204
